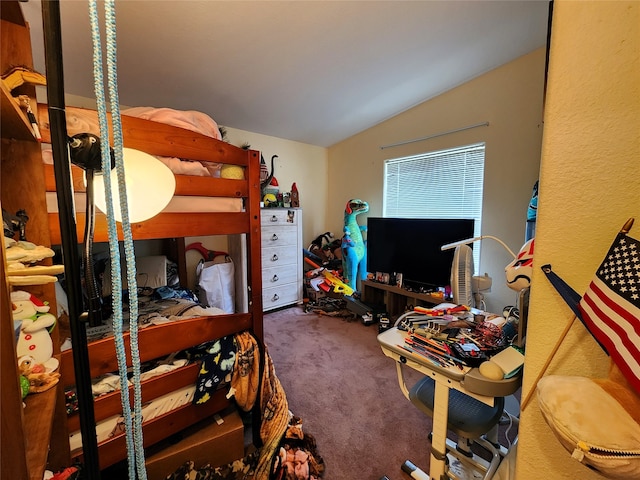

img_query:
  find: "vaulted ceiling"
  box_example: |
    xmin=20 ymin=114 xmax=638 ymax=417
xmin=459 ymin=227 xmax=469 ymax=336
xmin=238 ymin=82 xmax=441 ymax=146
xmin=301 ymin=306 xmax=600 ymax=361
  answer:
xmin=23 ymin=1 xmax=550 ymax=147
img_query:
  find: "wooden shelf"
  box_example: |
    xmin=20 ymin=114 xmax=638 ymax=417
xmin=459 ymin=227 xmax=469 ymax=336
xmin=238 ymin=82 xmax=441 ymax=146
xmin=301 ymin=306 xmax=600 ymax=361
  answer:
xmin=1 ymin=4 xmax=64 ymax=478
xmin=0 ymin=83 xmax=36 ymax=141
xmin=361 ymin=280 xmax=441 ymax=317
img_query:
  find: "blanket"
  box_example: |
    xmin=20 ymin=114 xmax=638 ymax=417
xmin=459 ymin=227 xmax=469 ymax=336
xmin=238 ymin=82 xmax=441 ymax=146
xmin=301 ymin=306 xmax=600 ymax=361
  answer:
xmin=164 ymin=332 xmax=323 ymax=480
xmin=122 ymin=107 xmax=222 ymax=141
xmin=232 ymin=332 xmax=290 ymax=479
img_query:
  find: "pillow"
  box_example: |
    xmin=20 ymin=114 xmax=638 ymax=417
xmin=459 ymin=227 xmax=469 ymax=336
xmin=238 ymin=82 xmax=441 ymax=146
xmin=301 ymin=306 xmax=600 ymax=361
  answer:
xmin=102 ymin=255 xmax=172 ymax=297
xmin=537 ymin=375 xmax=640 ymax=479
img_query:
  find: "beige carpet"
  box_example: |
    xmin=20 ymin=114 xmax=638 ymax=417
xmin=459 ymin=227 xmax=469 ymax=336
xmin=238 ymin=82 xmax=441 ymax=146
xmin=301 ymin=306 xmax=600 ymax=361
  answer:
xmin=263 ymin=306 xmax=431 ymax=480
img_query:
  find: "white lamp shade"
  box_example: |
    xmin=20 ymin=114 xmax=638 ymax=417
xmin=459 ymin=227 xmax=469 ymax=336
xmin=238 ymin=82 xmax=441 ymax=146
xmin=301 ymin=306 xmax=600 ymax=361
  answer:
xmin=91 ymin=148 xmax=176 ymax=223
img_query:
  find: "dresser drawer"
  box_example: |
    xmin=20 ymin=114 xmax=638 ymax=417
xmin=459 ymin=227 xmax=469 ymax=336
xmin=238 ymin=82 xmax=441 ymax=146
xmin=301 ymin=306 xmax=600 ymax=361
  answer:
xmin=260 ymin=209 xmax=299 ymax=226
xmin=262 ymin=284 xmax=301 ymax=310
xmin=261 ymin=227 xmax=298 ymax=249
xmin=262 ymin=245 xmax=299 ymax=267
xmin=262 ymin=265 xmax=300 ymax=287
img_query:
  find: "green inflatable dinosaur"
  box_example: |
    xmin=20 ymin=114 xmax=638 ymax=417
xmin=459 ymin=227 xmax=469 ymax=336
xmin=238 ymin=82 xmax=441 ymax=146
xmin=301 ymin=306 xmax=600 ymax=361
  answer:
xmin=341 ymin=199 xmax=369 ymax=291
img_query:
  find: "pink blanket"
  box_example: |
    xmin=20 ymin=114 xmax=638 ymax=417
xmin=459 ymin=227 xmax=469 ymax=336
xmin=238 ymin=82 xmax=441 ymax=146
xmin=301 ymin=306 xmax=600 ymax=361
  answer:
xmin=122 ymin=107 xmax=222 ymax=140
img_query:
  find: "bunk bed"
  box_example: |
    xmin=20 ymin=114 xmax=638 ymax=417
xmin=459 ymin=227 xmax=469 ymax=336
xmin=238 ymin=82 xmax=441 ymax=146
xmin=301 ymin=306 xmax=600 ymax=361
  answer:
xmin=36 ymin=104 xmax=264 ymax=471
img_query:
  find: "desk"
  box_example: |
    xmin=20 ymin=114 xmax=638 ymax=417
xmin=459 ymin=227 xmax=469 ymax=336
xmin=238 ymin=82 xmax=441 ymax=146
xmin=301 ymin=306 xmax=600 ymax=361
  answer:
xmin=377 ymin=327 xmax=521 ymax=480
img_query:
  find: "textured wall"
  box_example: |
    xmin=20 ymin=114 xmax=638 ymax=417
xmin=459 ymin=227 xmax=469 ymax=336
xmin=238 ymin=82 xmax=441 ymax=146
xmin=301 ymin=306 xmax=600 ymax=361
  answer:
xmin=517 ymin=2 xmax=640 ymax=479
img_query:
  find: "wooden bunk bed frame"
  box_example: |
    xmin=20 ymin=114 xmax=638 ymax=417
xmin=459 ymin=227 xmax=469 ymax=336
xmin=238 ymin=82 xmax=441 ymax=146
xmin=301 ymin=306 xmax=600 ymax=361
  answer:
xmin=37 ymin=104 xmax=264 ymax=471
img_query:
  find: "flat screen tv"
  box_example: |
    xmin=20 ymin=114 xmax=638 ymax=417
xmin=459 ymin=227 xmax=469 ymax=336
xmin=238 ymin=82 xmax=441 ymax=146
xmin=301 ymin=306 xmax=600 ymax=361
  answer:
xmin=366 ymin=218 xmax=475 ymax=290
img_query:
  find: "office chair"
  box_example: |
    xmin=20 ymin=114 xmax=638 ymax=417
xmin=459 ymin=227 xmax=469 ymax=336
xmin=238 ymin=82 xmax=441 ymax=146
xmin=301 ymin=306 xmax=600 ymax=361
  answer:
xmin=408 ymin=375 xmax=504 ymax=479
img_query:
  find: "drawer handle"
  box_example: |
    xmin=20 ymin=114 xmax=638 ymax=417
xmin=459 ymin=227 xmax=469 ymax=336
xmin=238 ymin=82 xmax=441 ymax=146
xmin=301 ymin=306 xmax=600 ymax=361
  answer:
xmin=271 ymin=254 xmax=279 ymax=262
xmin=271 ymin=293 xmax=280 ymax=301
xmin=270 ymin=215 xmax=278 ymax=222
xmin=271 ymin=274 xmax=279 ymax=283
xmin=271 ymin=234 xmax=278 ymax=241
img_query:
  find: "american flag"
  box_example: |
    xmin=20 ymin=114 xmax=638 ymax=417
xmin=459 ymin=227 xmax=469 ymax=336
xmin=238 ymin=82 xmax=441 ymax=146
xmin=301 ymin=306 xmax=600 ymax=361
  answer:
xmin=578 ymin=232 xmax=640 ymax=395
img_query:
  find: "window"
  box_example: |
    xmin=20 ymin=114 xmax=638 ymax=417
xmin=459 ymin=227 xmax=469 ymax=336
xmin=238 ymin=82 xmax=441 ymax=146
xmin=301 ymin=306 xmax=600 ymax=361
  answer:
xmin=383 ymin=142 xmax=485 ymax=268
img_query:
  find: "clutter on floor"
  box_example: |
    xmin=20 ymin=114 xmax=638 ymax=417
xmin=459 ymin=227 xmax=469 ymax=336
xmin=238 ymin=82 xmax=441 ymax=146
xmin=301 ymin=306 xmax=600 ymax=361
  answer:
xmin=303 ymin=229 xmax=391 ymax=325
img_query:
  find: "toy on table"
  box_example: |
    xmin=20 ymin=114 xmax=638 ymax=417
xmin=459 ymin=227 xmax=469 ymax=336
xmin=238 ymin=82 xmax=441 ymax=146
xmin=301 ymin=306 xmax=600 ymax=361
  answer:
xmin=11 ymin=290 xmax=58 ymax=370
xmin=341 ymin=199 xmax=369 ymax=292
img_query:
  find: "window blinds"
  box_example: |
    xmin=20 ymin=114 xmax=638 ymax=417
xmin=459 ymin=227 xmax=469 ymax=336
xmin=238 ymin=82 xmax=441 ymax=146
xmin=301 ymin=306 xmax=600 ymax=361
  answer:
xmin=383 ymin=142 xmax=485 ymax=267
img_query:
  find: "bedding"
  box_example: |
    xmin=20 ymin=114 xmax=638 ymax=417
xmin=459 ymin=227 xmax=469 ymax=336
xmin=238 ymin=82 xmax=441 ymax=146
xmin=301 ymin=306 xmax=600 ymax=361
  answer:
xmin=41 ymin=147 xmax=221 ymax=178
xmin=93 ymin=291 xmax=226 ymax=339
xmin=67 ymin=334 xmax=235 ymax=454
xmin=69 ymin=384 xmax=198 ymax=452
xmin=56 ymin=281 xmax=227 ymax=346
xmin=42 ymin=145 xmax=245 ymax=214
xmin=45 ymin=192 xmax=243 ymax=216
xmin=121 ymin=107 xmax=222 ymax=141
xmin=41 ymin=106 xmax=246 ymax=181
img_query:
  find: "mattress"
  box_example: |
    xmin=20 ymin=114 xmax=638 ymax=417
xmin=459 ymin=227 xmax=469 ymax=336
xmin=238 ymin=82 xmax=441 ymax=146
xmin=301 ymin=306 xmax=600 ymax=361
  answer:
xmin=68 ymin=384 xmax=197 ymax=452
xmin=46 ymin=192 xmax=243 ymax=214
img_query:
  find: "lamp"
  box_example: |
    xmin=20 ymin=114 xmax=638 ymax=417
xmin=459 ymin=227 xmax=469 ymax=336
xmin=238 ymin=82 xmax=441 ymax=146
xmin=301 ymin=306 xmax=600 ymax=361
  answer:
xmin=92 ymin=148 xmax=176 ymax=223
xmin=68 ymin=134 xmax=176 ymax=327
xmin=441 ymin=235 xmax=518 ymax=259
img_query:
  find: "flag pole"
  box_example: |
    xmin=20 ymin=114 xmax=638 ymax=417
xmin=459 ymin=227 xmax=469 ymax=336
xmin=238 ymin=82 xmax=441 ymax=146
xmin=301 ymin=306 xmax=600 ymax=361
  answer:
xmin=522 ymin=217 xmax=635 ymax=411
xmin=521 ymin=314 xmax=577 ymax=411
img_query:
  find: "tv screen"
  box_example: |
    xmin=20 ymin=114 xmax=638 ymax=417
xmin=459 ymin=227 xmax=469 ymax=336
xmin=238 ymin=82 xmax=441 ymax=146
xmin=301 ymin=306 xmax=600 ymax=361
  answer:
xmin=366 ymin=218 xmax=475 ymax=290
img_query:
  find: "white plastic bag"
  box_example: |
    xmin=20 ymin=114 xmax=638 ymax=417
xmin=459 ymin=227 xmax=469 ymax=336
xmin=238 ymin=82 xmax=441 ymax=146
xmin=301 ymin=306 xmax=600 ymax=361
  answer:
xmin=195 ymin=254 xmax=235 ymax=314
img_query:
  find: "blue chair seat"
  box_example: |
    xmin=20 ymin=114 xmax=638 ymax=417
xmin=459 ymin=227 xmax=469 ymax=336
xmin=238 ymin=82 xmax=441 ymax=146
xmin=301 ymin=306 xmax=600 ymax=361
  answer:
xmin=409 ymin=376 xmax=505 ymax=439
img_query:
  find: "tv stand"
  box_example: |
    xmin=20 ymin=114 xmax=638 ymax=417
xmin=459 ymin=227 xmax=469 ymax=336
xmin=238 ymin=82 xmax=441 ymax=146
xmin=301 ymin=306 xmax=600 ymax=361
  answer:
xmin=360 ymin=280 xmax=441 ymax=318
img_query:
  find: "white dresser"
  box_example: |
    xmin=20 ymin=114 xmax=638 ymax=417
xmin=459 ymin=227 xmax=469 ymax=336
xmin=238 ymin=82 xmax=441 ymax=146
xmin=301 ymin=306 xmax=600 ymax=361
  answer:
xmin=260 ymin=208 xmax=304 ymax=311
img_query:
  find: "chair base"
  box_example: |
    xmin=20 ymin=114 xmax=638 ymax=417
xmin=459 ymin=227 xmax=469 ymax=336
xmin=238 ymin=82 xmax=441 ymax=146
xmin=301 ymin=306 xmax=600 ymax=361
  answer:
xmin=408 ymin=425 xmax=507 ymax=478
xmin=403 ymin=432 xmax=508 ymax=480
xmin=446 ymin=435 xmax=500 ymax=480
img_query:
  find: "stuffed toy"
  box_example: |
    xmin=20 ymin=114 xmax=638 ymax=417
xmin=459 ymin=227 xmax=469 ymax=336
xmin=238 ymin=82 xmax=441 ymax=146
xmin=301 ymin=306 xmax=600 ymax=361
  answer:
xmin=307 ymin=232 xmax=338 ymax=265
xmin=18 ymin=355 xmax=61 ymax=396
xmin=5 ymin=239 xmax=55 ymax=264
xmin=341 ymin=199 xmax=369 ymax=291
xmin=5 ymin=239 xmax=63 ymax=286
xmin=12 ymin=290 xmax=57 ymax=367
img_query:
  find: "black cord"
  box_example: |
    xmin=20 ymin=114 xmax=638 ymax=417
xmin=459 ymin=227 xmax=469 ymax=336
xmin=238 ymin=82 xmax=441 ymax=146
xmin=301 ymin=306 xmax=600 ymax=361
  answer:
xmin=83 ymin=169 xmax=103 ymax=327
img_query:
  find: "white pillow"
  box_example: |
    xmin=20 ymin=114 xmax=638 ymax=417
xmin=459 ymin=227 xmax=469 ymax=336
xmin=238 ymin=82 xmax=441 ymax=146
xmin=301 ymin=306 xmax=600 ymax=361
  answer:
xmin=102 ymin=255 xmax=169 ymax=297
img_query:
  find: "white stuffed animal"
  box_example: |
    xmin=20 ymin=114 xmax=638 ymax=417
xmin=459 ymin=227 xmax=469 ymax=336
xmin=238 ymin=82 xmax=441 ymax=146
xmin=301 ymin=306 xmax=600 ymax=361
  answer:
xmin=11 ymin=290 xmax=57 ymax=366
